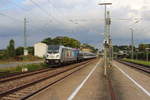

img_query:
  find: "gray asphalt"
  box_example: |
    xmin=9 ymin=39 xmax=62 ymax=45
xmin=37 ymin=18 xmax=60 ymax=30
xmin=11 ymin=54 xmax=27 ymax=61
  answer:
xmin=0 ymin=61 xmax=44 ymax=68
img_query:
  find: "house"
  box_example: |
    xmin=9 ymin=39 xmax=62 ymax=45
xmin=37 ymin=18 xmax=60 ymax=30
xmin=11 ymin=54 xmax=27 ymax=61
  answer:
xmin=34 ymin=43 xmax=48 ymax=58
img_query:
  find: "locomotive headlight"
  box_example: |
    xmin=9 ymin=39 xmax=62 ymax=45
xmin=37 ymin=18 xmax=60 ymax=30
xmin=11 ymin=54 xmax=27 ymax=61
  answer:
xmin=47 ymin=55 xmax=49 ymax=57
xmin=56 ymin=55 xmax=59 ymax=58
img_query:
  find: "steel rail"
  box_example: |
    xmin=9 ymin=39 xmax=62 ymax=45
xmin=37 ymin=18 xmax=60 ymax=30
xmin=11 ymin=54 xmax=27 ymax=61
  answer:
xmin=0 ymin=59 xmax=96 ymax=100
xmin=117 ymin=60 xmax=150 ymax=73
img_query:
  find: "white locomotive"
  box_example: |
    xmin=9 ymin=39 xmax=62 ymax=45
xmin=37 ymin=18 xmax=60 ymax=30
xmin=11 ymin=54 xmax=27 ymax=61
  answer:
xmin=45 ymin=45 xmax=77 ymax=64
xmin=45 ymin=45 xmax=96 ymax=65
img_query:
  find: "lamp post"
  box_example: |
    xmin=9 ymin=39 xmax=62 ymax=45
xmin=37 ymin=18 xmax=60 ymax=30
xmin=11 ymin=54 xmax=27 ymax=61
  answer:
xmin=98 ymin=3 xmax=112 ymax=42
xmin=98 ymin=3 xmax=112 ymax=76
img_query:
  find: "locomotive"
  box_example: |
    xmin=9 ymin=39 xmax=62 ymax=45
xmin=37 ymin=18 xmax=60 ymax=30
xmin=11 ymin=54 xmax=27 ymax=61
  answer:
xmin=45 ymin=45 xmax=96 ymax=64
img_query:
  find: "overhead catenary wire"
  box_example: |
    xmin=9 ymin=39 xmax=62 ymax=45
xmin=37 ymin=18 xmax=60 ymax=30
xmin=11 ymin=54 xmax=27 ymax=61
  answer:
xmin=7 ymin=0 xmax=29 ymax=11
xmin=0 ymin=0 xmax=29 ymax=22
xmin=30 ymin=0 xmax=65 ymax=25
xmin=30 ymin=0 xmax=50 ymax=16
xmin=0 ymin=12 xmax=23 ymax=22
xmin=46 ymin=0 xmax=73 ymax=25
xmin=28 ymin=0 xmax=72 ymax=37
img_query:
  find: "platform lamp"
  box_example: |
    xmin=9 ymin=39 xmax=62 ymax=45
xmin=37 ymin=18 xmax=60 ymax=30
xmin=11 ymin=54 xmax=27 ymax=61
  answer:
xmin=98 ymin=2 xmax=112 ymax=76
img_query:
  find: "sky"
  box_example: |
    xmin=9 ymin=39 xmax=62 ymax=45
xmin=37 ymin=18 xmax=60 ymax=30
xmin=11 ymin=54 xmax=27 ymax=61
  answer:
xmin=0 ymin=0 xmax=150 ymax=49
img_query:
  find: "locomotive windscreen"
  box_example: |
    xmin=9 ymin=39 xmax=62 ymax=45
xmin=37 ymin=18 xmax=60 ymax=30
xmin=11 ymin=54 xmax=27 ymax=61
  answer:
xmin=48 ymin=45 xmax=60 ymax=53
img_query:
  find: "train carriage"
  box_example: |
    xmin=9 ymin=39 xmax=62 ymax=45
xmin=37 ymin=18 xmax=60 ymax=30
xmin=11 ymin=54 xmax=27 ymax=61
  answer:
xmin=78 ymin=52 xmax=96 ymax=60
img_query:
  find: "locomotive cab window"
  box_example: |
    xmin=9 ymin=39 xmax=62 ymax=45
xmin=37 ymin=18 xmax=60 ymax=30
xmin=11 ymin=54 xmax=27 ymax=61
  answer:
xmin=48 ymin=45 xmax=60 ymax=54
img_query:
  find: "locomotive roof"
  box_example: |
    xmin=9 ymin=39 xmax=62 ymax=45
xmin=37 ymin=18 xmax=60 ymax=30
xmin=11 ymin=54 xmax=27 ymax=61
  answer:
xmin=48 ymin=45 xmax=73 ymax=49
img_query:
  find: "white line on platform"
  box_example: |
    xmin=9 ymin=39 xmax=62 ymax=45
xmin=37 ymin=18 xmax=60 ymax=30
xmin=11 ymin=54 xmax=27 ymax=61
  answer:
xmin=114 ymin=64 xmax=150 ymax=97
xmin=67 ymin=59 xmax=101 ymax=100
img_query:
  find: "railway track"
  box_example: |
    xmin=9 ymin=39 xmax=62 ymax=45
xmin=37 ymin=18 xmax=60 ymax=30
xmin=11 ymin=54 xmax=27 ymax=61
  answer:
xmin=0 ymin=68 xmax=55 ymax=83
xmin=0 ymin=63 xmax=62 ymax=81
xmin=0 ymin=59 xmax=96 ymax=100
xmin=117 ymin=60 xmax=150 ymax=73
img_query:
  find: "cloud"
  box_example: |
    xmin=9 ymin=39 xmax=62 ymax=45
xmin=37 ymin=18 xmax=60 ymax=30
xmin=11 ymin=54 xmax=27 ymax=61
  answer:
xmin=0 ymin=0 xmax=150 ymax=49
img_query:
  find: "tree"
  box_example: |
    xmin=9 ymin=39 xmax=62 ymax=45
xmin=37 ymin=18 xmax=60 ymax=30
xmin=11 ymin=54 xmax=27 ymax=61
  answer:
xmin=0 ymin=49 xmax=5 ymax=59
xmin=113 ymin=45 xmax=119 ymax=52
xmin=42 ymin=36 xmax=81 ymax=48
xmin=27 ymin=47 xmax=34 ymax=55
xmin=42 ymin=38 xmax=54 ymax=45
xmin=15 ymin=47 xmax=24 ymax=56
xmin=15 ymin=46 xmax=34 ymax=56
xmin=139 ymin=44 xmax=150 ymax=51
xmin=6 ymin=39 xmax=16 ymax=57
xmin=81 ymin=43 xmax=97 ymax=53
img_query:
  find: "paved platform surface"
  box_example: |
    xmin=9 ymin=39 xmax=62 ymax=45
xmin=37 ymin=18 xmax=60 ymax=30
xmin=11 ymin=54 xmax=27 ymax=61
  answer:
xmin=112 ymin=61 xmax=150 ymax=100
xmin=28 ymin=59 xmax=112 ymax=100
xmin=27 ymin=59 xmax=150 ymax=100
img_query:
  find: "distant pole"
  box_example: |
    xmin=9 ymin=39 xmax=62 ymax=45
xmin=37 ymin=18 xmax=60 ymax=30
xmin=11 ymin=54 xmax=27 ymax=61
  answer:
xmin=147 ymin=52 xmax=148 ymax=61
xmin=146 ymin=48 xmax=150 ymax=62
xmin=130 ymin=28 xmax=134 ymax=60
xmin=24 ymin=18 xmax=28 ymax=56
xmin=147 ymin=50 xmax=149 ymax=62
xmin=129 ymin=20 xmax=140 ymax=60
xmin=136 ymin=49 xmax=138 ymax=60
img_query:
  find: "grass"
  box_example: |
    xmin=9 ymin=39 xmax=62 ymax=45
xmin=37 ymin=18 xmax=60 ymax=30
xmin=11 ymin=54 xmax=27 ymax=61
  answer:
xmin=0 ymin=63 xmax=48 ymax=76
xmin=18 ymin=55 xmax=43 ymax=61
xmin=122 ymin=58 xmax=150 ymax=67
xmin=0 ymin=55 xmax=43 ymax=64
xmin=0 ymin=61 xmax=9 ymax=64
